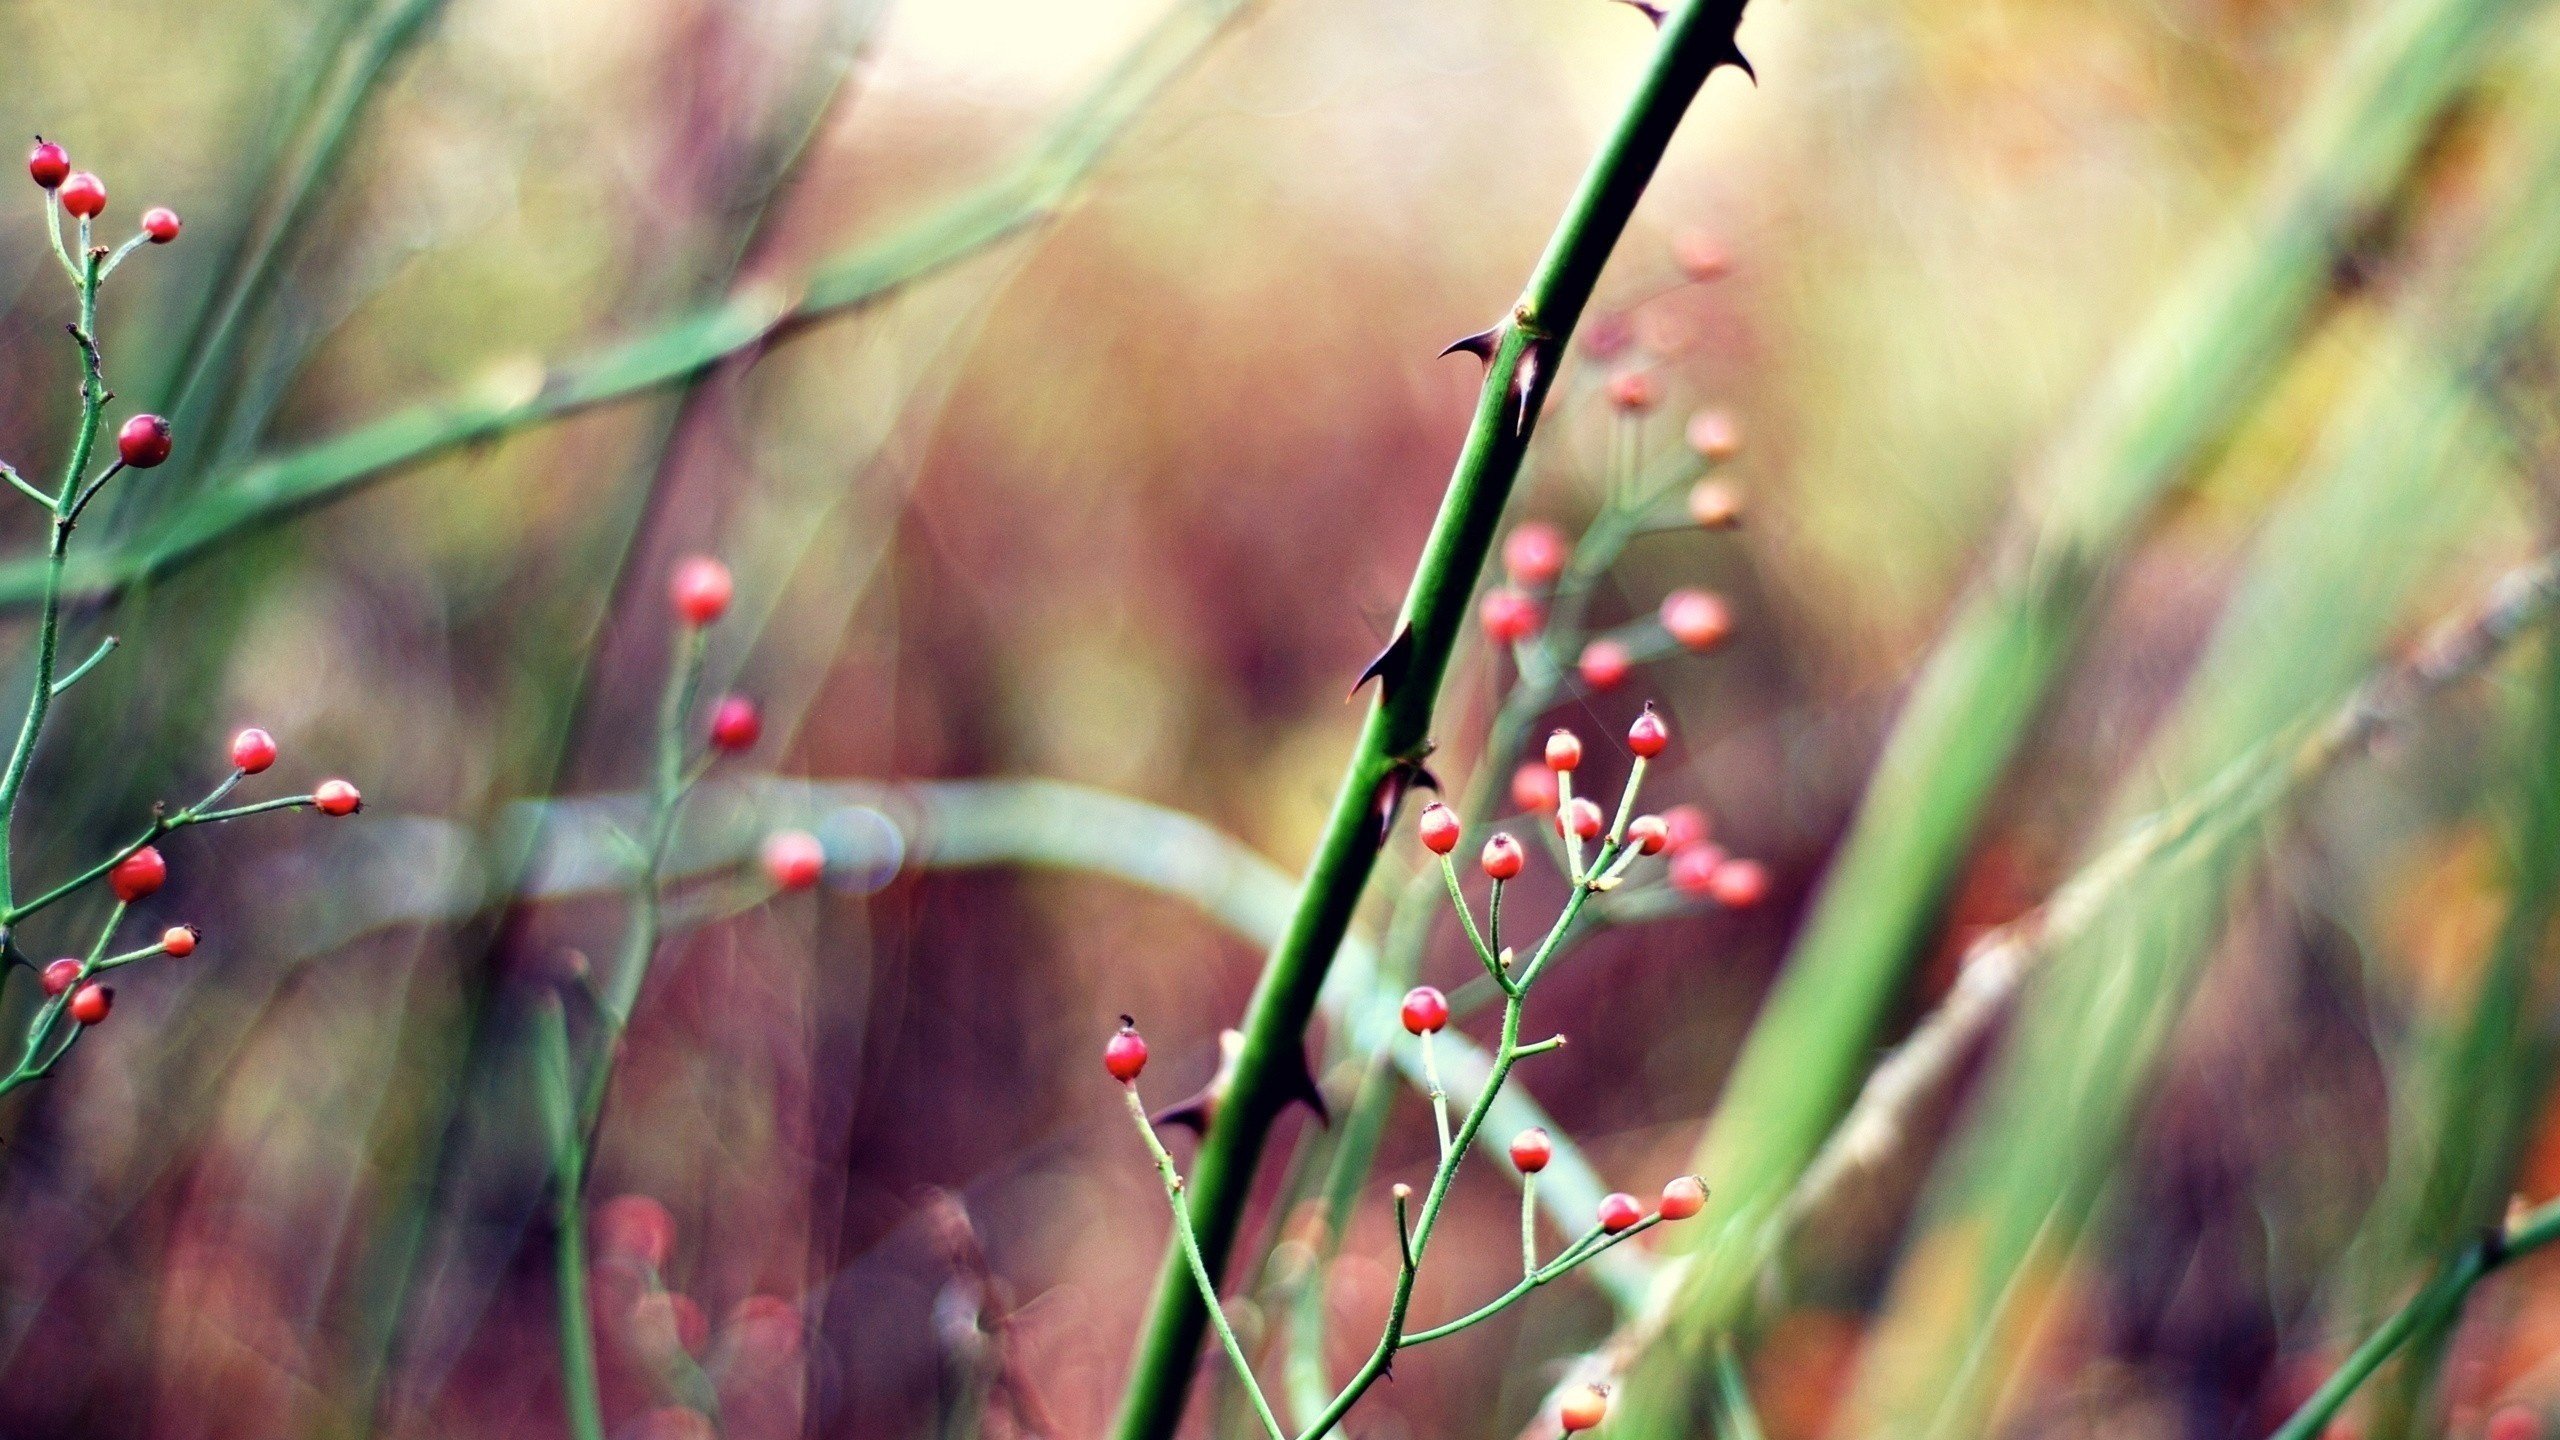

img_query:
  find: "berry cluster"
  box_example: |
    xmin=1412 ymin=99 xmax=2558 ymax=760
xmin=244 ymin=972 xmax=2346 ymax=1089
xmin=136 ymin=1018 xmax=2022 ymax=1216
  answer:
xmin=664 ymin=556 xmax=825 ymax=894
xmin=584 ymin=1193 xmax=804 ymax=1423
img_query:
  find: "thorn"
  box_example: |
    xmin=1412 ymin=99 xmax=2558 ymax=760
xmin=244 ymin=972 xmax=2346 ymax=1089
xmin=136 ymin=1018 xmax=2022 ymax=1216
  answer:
xmin=1441 ymin=325 xmax=1501 ymax=363
xmin=1509 ymin=335 xmax=1554 ymax=434
xmin=1352 ymin=625 xmax=1415 ymax=700
xmin=1721 ymin=45 xmax=1757 ymax=83
xmin=1281 ymin=1037 xmax=1332 ymax=1127
xmin=1153 ymin=1028 xmax=1246 ymax=1134
xmin=1369 ymin=754 xmax=1441 ymax=846
xmin=1614 ymin=0 xmax=1667 ymax=23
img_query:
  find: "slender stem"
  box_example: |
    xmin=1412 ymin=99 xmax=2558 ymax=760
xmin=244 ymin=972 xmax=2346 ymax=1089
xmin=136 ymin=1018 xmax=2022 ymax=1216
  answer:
xmin=1523 ymin=1174 xmax=1540 ymax=1276
xmin=1123 ymin=1087 xmax=1287 ymax=1440
xmin=1397 ymin=1218 xmax=1656 ymax=1347
xmin=533 ymin=1000 xmax=607 ymax=1440
xmin=1440 ymin=853 xmax=1506 ymax=986
xmin=48 ymin=635 xmax=117 ymax=697
xmin=1420 ymin=1030 xmax=1453 ymax=1162
xmin=1 ymin=778 xmax=308 ymax=926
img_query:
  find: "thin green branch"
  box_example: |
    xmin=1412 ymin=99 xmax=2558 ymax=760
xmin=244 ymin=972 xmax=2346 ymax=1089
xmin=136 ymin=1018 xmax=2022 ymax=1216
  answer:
xmin=1123 ymin=1087 xmax=1287 ymax=1440
xmin=532 ymin=998 xmax=606 ymax=1440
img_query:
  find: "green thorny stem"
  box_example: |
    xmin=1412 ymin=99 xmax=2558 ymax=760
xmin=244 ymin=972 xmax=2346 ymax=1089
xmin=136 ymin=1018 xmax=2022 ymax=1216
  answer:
xmin=1123 ymin=757 xmax=1686 ymax=1440
xmin=1110 ymin=4 xmax=1754 ymax=1436
xmin=536 ymin=618 xmax=721 ymax=1440
xmin=0 ymin=196 xmax=328 ymax=1084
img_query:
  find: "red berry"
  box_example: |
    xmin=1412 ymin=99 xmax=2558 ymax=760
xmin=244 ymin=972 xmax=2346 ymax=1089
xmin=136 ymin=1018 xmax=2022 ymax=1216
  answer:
xmin=1578 ymin=639 xmax=1632 ymax=691
xmin=110 ymin=846 xmax=165 ymax=902
xmin=57 ymin=169 xmax=103 ymax=217
xmin=2487 ymin=1407 xmax=2542 ymax=1440
xmin=230 ymin=727 xmax=277 ymax=774
xmin=1606 ymin=369 xmax=1658 ymax=413
xmin=1479 ymin=587 xmax=1543 ymax=644
xmin=762 ymin=830 xmax=825 ymax=890
xmin=1708 ymin=857 xmax=1771 ymax=909
xmin=1511 ymin=763 xmax=1559 ymax=815
xmin=1562 ymin=797 xmax=1604 ymax=840
xmin=1560 ymin=1385 xmax=1609 ymax=1434
xmin=1104 ymin=1016 xmax=1149 ymax=1083
xmin=1685 ymin=409 xmax=1742 ymax=461
xmin=140 ymin=206 xmax=179 ymax=243
xmin=1597 ymin=1192 xmax=1644 ymax=1233
xmin=1481 ymin=833 xmax=1526 ymax=881
xmin=161 ymin=925 xmax=198 ymax=958
xmin=28 ymin=141 xmax=68 ymax=189
xmin=1509 ymin=1127 xmax=1553 ymax=1174
xmin=41 ymin=958 xmax=79 ymax=995
xmin=708 ymin=695 xmax=762 ymax=752
xmin=117 ymin=414 xmax=171 ymax=468
xmin=671 ymin=556 xmax=733 ymax=627
xmin=1661 ymin=589 xmax=1732 ymax=651
xmin=1628 ymin=708 xmax=1670 ymax=758
xmin=1627 ymin=815 xmax=1670 ymax=855
xmin=1668 ymin=843 xmax=1728 ymax=897
xmin=1675 ymin=231 xmax=1732 ymax=282
xmin=1544 ymin=728 xmax=1583 ymax=772
xmin=314 ymin=779 xmax=362 ymax=816
xmin=1688 ymin=477 xmax=1744 ymax=528
xmin=1662 ymin=804 xmax=1711 ymax=851
xmin=1417 ymin=802 xmax=1461 ymax=855
xmin=1659 ymin=1175 xmax=1708 ymax=1220
xmin=596 ymin=1194 xmax=677 ymax=1268
xmin=67 ymin=982 xmax=111 ymax=1025
xmin=1400 ymin=985 xmax=1449 ymax=1035
xmin=1503 ymin=523 xmax=1569 ymax=587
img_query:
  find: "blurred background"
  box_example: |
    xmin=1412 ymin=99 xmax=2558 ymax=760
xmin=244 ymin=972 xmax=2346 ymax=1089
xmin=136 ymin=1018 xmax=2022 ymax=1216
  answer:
xmin=0 ymin=0 xmax=2554 ymax=1436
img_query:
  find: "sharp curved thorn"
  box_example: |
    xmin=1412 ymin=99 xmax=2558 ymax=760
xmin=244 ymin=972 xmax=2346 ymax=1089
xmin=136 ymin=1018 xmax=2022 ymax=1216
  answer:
xmin=1352 ymin=625 xmax=1416 ymax=700
xmin=1722 ymin=45 xmax=1757 ymax=83
xmin=1151 ymin=1094 xmax=1214 ymax=1134
xmin=1370 ymin=754 xmax=1440 ymax=846
xmin=1440 ymin=325 xmax=1502 ymax=363
xmin=1280 ymin=1039 xmax=1331 ymax=1127
xmin=1510 ymin=337 xmax=1549 ymax=434
xmin=1614 ymin=0 xmax=1668 ymax=24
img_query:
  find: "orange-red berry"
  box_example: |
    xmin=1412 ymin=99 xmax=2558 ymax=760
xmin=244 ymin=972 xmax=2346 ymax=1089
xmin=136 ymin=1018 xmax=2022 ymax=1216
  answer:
xmin=117 ymin=414 xmax=171 ymax=468
xmin=2486 ymin=1407 xmax=2543 ymax=1440
xmin=1512 ymin=763 xmax=1559 ymax=815
xmin=1400 ymin=985 xmax=1449 ymax=1035
xmin=1503 ymin=523 xmax=1569 ymax=587
xmin=1578 ymin=639 xmax=1631 ymax=692
xmin=41 ymin=957 xmax=79 ymax=995
xmin=1674 ymin=231 xmax=1731 ymax=282
xmin=230 ymin=727 xmax=277 ymax=774
xmin=708 ymin=695 xmax=761 ymax=752
xmin=314 ymin=779 xmax=362 ymax=816
xmin=110 ymin=846 xmax=165 ymax=902
xmin=1685 ymin=410 xmax=1741 ymax=461
xmin=1627 ymin=708 xmax=1670 ymax=758
xmin=1661 ymin=804 xmax=1710 ymax=851
xmin=596 ymin=1194 xmax=677 ymax=1269
xmin=140 ymin=206 xmax=179 ymax=243
xmin=28 ymin=141 xmax=68 ymax=189
xmin=1104 ymin=1016 xmax=1149 ymax=1083
xmin=1659 ymin=1175 xmax=1708 ymax=1220
xmin=1545 ymin=729 xmax=1584 ymax=772
xmin=1509 ymin=1127 xmax=1553 ymax=1173
xmin=671 ymin=556 xmax=733 ymax=627
xmin=1628 ymin=815 xmax=1670 ymax=855
xmin=1482 ymin=833 xmax=1526 ymax=881
xmin=1562 ymin=797 xmax=1604 ymax=840
xmin=1661 ymin=590 xmax=1732 ymax=651
xmin=1417 ymin=802 xmax=1461 ymax=855
xmin=1560 ymin=1385 xmax=1610 ymax=1433
xmin=1606 ymin=370 xmax=1658 ymax=414
xmin=762 ymin=830 xmax=824 ymax=890
xmin=1480 ymin=586 xmax=1543 ymax=644
xmin=1597 ymin=1192 xmax=1644 ymax=1233
xmin=1688 ymin=478 xmax=1744 ymax=528
xmin=1668 ymin=843 xmax=1727 ymax=897
xmin=67 ymin=982 xmax=111 ymax=1025
xmin=1708 ymin=857 xmax=1770 ymax=909
xmin=161 ymin=925 xmax=198 ymax=958
xmin=58 ymin=170 xmax=104 ymax=218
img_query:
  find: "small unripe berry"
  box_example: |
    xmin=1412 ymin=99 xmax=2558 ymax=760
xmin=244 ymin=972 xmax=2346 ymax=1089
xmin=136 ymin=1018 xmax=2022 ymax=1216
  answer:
xmin=1627 ymin=708 xmax=1669 ymax=758
xmin=1417 ymin=801 xmax=1461 ymax=855
xmin=1661 ymin=589 xmax=1732 ymax=651
xmin=1606 ymin=369 xmax=1658 ymax=413
xmin=1659 ymin=1175 xmax=1708 ymax=1220
xmin=762 ymin=830 xmax=825 ymax=890
xmin=41 ymin=958 xmax=79 ymax=995
xmin=67 ymin=982 xmax=111 ymax=1025
xmin=1627 ymin=815 xmax=1670 ymax=855
xmin=1688 ymin=478 xmax=1745 ymax=528
xmin=708 ymin=695 xmax=762 ymax=752
xmin=1511 ymin=763 xmax=1559 ymax=815
xmin=140 ymin=206 xmax=180 ymax=243
xmin=1578 ymin=639 xmax=1631 ymax=692
xmin=110 ymin=845 xmax=166 ymax=902
xmin=230 ymin=727 xmax=278 ymax=775
xmin=117 ymin=413 xmax=172 ymax=468
xmin=671 ymin=556 xmax=733 ymax=627
xmin=1400 ymin=985 xmax=1449 ymax=1035
xmin=1708 ymin=857 xmax=1771 ymax=909
xmin=596 ymin=1194 xmax=677 ymax=1269
xmin=1480 ymin=586 xmax=1543 ymax=644
xmin=1662 ymin=804 xmax=1710 ymax=851
xmin=1104 ymin=1016 xmax=1149 ymax=1082
xmin=1597 ymin=1192 xmax=1644 ymax=1233
xmin=161 ymin=925 xmax=198 ymax=958
xmin=1509 ymin=1127 xmax=1552 ymax=1174
xmin=1503 ymin=523 xmax=1569 ymax=587
xmin=28 ymin=141 xmax=68 ymax=189
xmin=1560 ymin=1385 xmax=1610 ymax=1434
xmin=1674 ymin=231 xmax=1731 ymax=282
xmin=1481 ymin=832 xmax=1526 ymax=881
xmin=1668 ymin=843 xmax=1728 ymax=897
xmin=1562 ymin=797 xmax=1604 ymax=840
xmin=314 ymin=779 xmax=363 ymax=816
xmin=58 ymin=170 xmax=104 ymax=217
xmin=1685 ymin=409 xmax=1742 ymax=461
xmin=1544 ymin=728 xmax=1583 ymax=772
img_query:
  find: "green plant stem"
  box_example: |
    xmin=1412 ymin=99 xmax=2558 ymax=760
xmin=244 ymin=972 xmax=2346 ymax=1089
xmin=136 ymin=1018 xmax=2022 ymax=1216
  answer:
xmin=1400 ymin=1218 xmax=1650 ymax=1347
xmin=532 ymin=999 xmax=606 ymax=1440
xmin=2 ymin=782 xmax=314 ymax=927
xmin=1110 ymin=5 xmax=1751 ymax=1433
xmin=1124 ymin=1087 xmax=1288 ymax=1440
xmin=2270 ymin=1198 xmax=2560 ymax=1440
